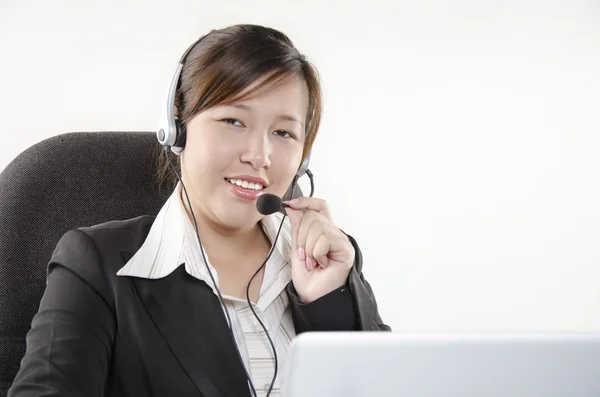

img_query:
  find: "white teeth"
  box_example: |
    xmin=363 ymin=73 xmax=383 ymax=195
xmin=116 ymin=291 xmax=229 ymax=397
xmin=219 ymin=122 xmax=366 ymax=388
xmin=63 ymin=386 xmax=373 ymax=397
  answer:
xmin=227 ymin=179 xmax=264 ymax=191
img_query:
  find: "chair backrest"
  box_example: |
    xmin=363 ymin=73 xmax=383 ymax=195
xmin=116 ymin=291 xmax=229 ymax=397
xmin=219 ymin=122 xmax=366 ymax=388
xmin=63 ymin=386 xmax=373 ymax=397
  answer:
xmin=0 ymin=131 xmax=167 ymax=396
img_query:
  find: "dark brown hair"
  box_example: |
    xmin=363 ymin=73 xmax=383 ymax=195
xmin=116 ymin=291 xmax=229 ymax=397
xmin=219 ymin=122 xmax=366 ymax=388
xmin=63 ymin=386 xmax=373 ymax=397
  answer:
xmin=155 ymin=24 xmax=323 ymax=193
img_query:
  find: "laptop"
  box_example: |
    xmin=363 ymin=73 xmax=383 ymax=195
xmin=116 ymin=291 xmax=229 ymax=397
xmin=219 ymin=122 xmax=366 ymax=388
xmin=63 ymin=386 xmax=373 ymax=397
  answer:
xmin=282 ymin=331 xmax=600 ymax=397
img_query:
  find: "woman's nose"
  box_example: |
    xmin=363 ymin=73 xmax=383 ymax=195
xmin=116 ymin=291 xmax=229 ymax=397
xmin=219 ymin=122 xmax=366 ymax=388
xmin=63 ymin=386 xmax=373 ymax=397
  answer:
xmin=240 ymin=132 xmax=272 ymax=170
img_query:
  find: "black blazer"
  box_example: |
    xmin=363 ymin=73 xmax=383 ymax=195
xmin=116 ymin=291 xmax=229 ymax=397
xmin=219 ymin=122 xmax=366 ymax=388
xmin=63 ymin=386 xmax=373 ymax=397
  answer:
xmin=8 ymin=215 xmax=390 ymax=397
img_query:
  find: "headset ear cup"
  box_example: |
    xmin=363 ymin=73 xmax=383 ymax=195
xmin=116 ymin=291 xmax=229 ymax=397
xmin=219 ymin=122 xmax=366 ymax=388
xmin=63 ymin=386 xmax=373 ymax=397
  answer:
xmin=174 ymin=117 xmax=187 ymax=148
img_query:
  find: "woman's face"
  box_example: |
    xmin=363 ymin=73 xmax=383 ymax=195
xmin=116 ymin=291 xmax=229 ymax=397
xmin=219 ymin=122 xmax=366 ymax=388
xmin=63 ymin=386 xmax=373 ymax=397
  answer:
xmin=180 ymin=75 xmax=309 ymax=231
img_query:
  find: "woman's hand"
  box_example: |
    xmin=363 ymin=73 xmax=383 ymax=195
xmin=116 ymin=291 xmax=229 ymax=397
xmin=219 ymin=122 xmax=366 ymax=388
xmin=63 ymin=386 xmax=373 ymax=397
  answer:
xmin=284 ymin=197 xmax=355 ymax=303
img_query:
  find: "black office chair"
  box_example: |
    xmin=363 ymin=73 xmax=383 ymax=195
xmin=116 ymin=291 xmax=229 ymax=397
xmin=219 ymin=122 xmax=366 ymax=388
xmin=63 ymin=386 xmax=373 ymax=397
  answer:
xmin=0 ymin=131 xmax=168 ymax=396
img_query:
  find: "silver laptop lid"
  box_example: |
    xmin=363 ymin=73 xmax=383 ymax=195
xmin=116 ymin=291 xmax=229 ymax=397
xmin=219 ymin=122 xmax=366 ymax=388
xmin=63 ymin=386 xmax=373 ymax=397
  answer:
xmin=283 ymin=332 xmax=600 ymax=397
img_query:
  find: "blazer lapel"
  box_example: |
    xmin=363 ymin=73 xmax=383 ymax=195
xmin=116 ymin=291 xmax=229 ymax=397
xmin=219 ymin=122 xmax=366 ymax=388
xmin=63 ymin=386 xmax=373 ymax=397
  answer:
xmin=129 ymin=264 xmax=252 ymax=397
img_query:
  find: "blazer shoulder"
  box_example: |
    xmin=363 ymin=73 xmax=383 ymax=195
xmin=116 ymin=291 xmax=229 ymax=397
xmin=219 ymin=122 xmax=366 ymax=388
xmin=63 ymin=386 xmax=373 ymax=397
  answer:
xmin=52 ymin=215 xmax=156 ymax=279
xmin=78 ymin=214 xmax=156 ymax=245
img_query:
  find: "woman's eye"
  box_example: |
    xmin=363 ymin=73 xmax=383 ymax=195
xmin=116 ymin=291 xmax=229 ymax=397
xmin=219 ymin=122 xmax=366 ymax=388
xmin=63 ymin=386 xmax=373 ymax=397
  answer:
xmin=222 ymin=118 xmax=243 ymax=127
xmin=274 ymin=130 xmax=294 ymax=139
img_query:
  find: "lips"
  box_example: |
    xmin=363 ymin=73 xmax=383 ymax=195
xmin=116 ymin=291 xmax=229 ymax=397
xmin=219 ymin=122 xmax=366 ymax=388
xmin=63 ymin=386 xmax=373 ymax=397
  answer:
xmin=225 ymin=178 xmax=265 ymax=191
xmin=225 ymin=179 xmax=264 ymax=201
xmin=224 ymin=175 xmax=269 ymax=201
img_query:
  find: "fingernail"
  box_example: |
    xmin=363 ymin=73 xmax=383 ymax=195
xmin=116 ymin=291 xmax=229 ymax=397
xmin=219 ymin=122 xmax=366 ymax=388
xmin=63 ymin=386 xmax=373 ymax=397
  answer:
xmin=284 ymin=198 xmax=299 ymax=205
xmin=298 ymin=247 xmax=306 ymax=260
xmin=306 ymin=257 xmax=313 ymax=271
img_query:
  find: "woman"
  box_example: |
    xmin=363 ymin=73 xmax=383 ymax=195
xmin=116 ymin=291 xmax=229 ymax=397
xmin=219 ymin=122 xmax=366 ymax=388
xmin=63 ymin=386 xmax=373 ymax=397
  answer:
xmin=9 ymin=24 xmax=389 ymax=397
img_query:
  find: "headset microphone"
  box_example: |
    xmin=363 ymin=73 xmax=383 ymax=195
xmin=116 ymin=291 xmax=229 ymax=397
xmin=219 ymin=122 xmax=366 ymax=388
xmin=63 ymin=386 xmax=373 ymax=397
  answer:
xmin=257 ymin=169 xmax=315 ymax=216
xmin=257 ymin=194 xmax=288 ymax=216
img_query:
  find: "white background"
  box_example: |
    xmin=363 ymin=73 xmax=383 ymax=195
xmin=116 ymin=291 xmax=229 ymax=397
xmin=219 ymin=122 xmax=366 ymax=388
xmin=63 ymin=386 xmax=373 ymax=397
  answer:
xmin=1 ymin=0 xmax=599 ymax=332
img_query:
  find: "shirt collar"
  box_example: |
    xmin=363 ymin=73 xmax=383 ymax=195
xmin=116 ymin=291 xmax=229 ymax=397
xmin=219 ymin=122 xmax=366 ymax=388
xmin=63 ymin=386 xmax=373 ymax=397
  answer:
xmin=116 ymin=183 xmax=293 ymax=305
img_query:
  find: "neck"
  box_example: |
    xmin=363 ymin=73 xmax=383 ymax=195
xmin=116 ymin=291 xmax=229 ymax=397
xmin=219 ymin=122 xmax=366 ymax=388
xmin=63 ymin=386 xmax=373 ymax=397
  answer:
xmin=179 ymin=186 xmax=269 ymax=263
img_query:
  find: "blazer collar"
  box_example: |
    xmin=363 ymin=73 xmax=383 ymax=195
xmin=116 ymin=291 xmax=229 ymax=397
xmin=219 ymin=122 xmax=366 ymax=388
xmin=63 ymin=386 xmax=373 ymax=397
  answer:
xmin=116 ymin=182 xmax=293 ymax=301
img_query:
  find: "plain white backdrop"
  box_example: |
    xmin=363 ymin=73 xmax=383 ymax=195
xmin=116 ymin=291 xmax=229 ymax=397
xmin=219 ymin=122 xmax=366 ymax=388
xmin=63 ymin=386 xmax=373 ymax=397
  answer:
xmin=1 ymin=0 xmax=599 ymax=332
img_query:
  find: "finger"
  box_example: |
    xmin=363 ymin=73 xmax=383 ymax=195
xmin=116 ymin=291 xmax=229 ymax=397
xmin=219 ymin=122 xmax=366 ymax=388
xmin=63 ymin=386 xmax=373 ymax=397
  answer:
xmin=304 ymin=220 xmax=325 ymax=267
xmin=312 ymin=234 xmax=331 ymax=268
xmin=296 ymin=210 xmax=320 ymax=255
xmin=312 ymin=223 xmax=346 ymax=268
xmin=283 ymin=197 xmax=332 ymax=221
xmin=284 ymin=207 xmax=303 ymax=252
xmin=322 ymin=223 xmax=356 ymax=266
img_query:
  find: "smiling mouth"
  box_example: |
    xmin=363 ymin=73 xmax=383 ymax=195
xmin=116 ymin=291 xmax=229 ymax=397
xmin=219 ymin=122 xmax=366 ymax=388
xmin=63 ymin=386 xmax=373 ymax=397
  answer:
xmin=225 ymin=178 xmax=265 ymax=191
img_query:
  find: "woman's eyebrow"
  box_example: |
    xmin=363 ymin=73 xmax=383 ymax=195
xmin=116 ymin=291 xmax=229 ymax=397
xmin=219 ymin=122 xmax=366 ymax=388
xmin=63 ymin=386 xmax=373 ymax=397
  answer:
xmin=227 ymin=103 xmax=304 ymax=127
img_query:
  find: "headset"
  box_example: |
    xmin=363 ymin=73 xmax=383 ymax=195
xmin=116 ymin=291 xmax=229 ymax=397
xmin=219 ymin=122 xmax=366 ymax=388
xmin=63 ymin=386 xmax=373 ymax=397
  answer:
xmin=156 ymin=33 xmax=311 ymax=180
xmin=156 ymin=32 xmax=314 ymax=397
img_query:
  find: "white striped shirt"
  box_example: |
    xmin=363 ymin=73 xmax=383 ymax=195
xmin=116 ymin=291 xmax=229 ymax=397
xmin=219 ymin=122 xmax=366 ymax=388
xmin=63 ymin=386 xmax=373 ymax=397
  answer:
xmin=116 ymin=183 xmax=295 ymax=396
